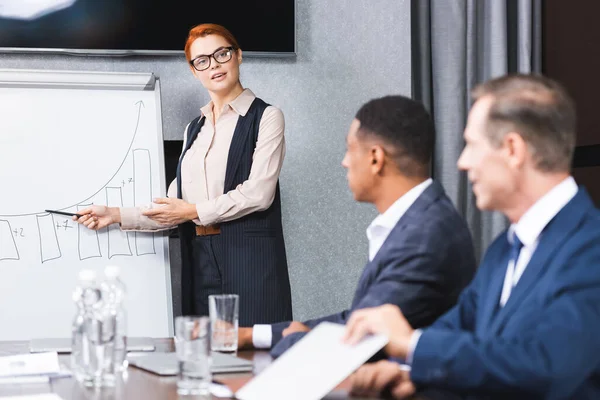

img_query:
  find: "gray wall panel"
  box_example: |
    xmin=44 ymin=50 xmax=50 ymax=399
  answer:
xmin=1 ymin=0 xmax=411 ymax=321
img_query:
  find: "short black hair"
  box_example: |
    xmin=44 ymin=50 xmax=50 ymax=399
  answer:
xmin=355 ymin=95 xmax=434 ymax=177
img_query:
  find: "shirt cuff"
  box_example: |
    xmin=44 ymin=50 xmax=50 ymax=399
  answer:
xmin=196 ymin=200 xmax=220 ymax=226
xmin=252 ymin=324 xmax=273 ymax=349
xmin=406 ymin=329 xmax=423 ymax=365
xmin=119 ymin=206 xmax=142 ymax=230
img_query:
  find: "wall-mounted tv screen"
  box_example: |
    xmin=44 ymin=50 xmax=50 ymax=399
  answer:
xmin=0 ymin=0 xmax=295 ymax=56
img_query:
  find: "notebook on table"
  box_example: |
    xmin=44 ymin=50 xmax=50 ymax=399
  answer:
xmin=128 ymin=351 xmax=254 ymax=375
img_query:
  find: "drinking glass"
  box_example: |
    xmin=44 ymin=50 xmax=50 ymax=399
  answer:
xmin=174 ymin=316 xmax=211 ymax=395
xmin=208 ymin=294 xmax=239 ymax=353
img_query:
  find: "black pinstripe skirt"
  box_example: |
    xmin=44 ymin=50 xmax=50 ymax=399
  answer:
xmin=186 ymin=232 xmax=293 ymax=326
xmin=190 ymin=235 xmax=223 ymax=318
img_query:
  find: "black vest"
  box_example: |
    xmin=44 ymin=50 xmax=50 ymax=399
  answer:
xmin=176 ymin=98 xmax=292 ymax=324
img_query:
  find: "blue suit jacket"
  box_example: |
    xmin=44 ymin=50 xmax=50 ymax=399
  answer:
xmin=411 ymin=188 xmax=600 ymax=399
xmin=270 ymin=181 xmax=477 ymax=357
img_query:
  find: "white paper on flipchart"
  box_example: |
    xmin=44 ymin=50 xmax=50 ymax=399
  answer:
xmin=0 ymin=394 xmax=63 ymax=400
xmin=235 ymin=321 xmax=388 ymax=400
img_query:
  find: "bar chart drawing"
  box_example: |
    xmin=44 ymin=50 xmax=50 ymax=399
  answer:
xmin=0 ymin=142 xmax=160 ymax=264
xmin=36 ymin=214 xmax=62 ymax=263
xmin=133 ymin=149 xmax=156 ymax=256
xmin=0 ymin=220 xmax=19 ymax=261
xmin=0 ymin=99 xmax=161 ymax=264
xmin=106 ymin=187 xmax=133 ymax=259
xmin=77 ymin=204 xmax=102 ymax=260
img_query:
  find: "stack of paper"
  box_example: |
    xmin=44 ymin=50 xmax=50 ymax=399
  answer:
xmin=0 ymin=352 xmax=70 ymax=384
xmin=0 ymin=395 xmax=63 ymax=400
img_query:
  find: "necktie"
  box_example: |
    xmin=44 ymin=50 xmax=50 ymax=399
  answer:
xmin=499 ymin=232 xmax=524 ymax=306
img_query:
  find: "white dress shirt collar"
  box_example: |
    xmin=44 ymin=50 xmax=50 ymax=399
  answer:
xmin=200 ymin=88 xmax=256 ymax=119
xmin=367 ymin=178 xmax=433 ymax=261
xmin=508 ymin=176 xmax=578 ymax=247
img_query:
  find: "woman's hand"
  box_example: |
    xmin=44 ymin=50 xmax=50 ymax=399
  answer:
xmin=74 ymin=205 xmax=121 ymax=230
xmin=142 ymin=198 xmax=198 ymax=225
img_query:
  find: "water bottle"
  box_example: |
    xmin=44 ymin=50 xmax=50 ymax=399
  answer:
xmin=71 ymin=269 xmax=117 ymax=387
xmin=71 ymin=269 xmax=103 ymax=386
xmin=100 ymin=265 xmax=128 ymax=372
xmin=71 ymin=269 xmax=94 ymax=383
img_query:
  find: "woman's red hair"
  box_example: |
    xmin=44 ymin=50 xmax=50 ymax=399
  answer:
xmin=184 ymin=23 xmax=240 ymax=62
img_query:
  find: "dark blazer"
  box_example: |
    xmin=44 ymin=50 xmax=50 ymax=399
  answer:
xmin=411 ymin=188 xmax=600 ymax=400
xmin=178 ymin=98 xmax=293 ymax=326
xmin=270 ymin=180 xmax=477 ymax=357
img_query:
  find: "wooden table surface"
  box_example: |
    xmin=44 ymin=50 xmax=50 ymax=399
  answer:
xmin=0 ymin=338 xmax=365 ymax=400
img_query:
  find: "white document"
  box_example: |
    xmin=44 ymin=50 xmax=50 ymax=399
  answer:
xmin=235 ymin=321 xmax=388 ymax=400
xmin=0 ymin=395 xmax=63 ymax=400
xmin=0 ymin=352 xmax=60 ymax=378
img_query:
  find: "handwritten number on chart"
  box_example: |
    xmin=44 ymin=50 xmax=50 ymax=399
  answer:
xmin=12 ymin=228 xmax=25 ymax=237
xmin=121 ymin=177 xmax=134 ymax=187
xmin=55 ymin=220 xmax=73 ymax=231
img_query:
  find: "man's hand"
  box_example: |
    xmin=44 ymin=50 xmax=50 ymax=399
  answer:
xmin=282 ymin=321 xmax=310 ymax=337
xmin=343 ymin=304 xmax=414 ymax=359
xmin=142 ymin=198 xmax=197 ymax=225
xmin=350 ymin=360 xmax=416 ymax=399
xmin=238 ymin=327 xmax=254 ymax=350
xmin=74 ymin=205 xmax=120 ymax=230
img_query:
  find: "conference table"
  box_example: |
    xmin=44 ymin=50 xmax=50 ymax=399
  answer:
xmin=0 ymin=338 xmax=410 ymax=400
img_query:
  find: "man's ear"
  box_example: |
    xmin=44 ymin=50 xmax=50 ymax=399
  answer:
xmin=371 ymin=145 xmax=386 ymax=174
xmin=503 ymin=131 xmax=528 ymax=169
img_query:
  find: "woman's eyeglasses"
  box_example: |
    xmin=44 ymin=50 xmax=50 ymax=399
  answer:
xmin=189 ymin=46 xmax=236 ymax=71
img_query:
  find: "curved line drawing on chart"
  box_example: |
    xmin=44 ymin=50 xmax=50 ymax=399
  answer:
xmin=0 ymin=101 xmax=145 ymax=217
xmin=133 ymin=148 xmax=156 ymax=256
xmin=106 ymin=187 xmax=132 ymax=259
xmin=57 ymin=100 xmax=146 ymax=213
xmin=0 ymin=220 xmax=20 ymax=261
xmin=76 ymin=203 xmax=102 ymax=260
xmin=36 ymin=214 xmax=61 ymax=263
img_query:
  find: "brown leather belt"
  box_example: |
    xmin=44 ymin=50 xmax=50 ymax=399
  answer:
xmin=195 ymin=224 xmax=221 ymax=236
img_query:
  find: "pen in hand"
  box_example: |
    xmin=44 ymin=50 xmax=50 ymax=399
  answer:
xmin=45 ymin=209 xmax=82 ymax=219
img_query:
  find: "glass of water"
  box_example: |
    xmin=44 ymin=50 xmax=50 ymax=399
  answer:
xmin=209 ymin=294 xmax=239 ymax=353
xmin=174 ymin=316 xmax=211 ymax=396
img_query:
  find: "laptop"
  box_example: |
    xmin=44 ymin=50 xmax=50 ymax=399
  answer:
xmin=29 ymin=337 xmax=155 ymax=353
xmin=128 ymin=351 xmax=254 ymax=375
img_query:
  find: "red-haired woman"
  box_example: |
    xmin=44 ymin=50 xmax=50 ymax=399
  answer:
xmin=75 ymin=23 xmax=293 ymax=326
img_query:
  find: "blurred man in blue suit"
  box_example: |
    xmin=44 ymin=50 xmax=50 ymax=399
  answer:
xmin=237 ymin=95 xmax=477 ymax=357
xmin=345 ymin=74 xmax=600 ymax=400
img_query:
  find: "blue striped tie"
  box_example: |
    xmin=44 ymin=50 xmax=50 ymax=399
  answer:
xmin=499 ymin=232 xmax=524 ymax=306
xmin=509 ymin=232 xmax=524 ymax=269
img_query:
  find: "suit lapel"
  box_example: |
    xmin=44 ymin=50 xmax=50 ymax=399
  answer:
xmin=371 ymin=181 xmax=444 ymax=266
xmin=351 ymin=258 xmax=377 ymax=307
xmin=176 ymin=116 xmax=205 ymax=199
xmin=351 ymin=181 xmax=444 ymax=306
xmin=352 ymin=221 xmax=405 ymax=305
xmin=478 ymin=243 xmax=511 ymax=334
xmin=488 ymin=188 xmax=592 ymax=334
xmin=223 ymin=100 xmax=257 ymax=192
